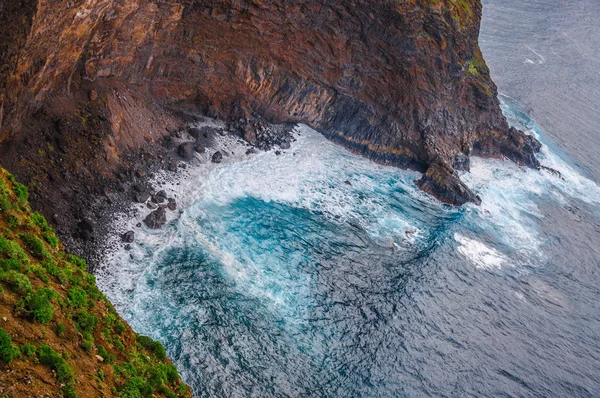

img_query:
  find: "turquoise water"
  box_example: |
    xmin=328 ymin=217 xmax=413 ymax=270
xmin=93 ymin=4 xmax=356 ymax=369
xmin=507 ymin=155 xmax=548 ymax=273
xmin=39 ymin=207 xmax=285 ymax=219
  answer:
xmin=98 ymin=103 xmax=600 ymax=396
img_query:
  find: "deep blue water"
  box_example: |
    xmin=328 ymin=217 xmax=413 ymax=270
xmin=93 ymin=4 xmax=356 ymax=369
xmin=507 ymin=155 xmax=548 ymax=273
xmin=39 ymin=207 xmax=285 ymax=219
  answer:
xmin=98 ymin=2 xmax=600 ymax=397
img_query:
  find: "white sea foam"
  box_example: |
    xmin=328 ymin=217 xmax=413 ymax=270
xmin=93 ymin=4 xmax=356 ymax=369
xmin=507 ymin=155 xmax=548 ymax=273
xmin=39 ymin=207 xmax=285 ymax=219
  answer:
xmin=454 ymin=234 xmax=510 ymax=269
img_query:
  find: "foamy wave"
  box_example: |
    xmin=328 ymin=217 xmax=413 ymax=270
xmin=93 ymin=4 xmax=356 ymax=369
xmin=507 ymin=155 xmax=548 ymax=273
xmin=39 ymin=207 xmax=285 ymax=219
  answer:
xmin=454 ymin=234 xmax=510 ymax=269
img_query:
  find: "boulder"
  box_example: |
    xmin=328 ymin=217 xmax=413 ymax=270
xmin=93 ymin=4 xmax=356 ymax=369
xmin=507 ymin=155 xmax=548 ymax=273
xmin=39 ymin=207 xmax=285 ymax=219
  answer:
xmin=211 ymin=151 xmax=223 ymax=163
xmin=177 ymin=142 xmax=195 ymax=160
xmin=121 ymin=231 xmax=135 ymax=243
xmin=144 ymin=207 xmax=167 ymax=229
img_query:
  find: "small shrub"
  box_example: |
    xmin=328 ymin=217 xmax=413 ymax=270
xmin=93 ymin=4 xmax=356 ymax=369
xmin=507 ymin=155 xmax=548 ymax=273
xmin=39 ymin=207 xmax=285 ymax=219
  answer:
xmin=12 ymin=182 xmax=28 ymax=207
xmin=32 ymin=212 xmax=53 ymax=232
xmin=7 ymin=214 xmax=20 ymax=228
xmin=120 ymin=376 xmax=153 ymax=398
xmin=22 ymin=289 xmax=56 ymax=324
xmin=20 ymin=343 xmax=36 ymax=357
xmin=66 ymin=254 xmax=87 ymax=269
xmin=1 ymin=270 xmax=32 ymax=295
xmin=136 ymin=334 xmax=166 ymax=361
xmin=0 ymin=192 xmax=10 ymax=213
xmin=0 ymin=329 xmax=20 ymax=364
xmin=75 ymin=311 xmax=98 ymax=334
xmin=28 ymin=264 xmax=50 ymax=283
xmin=0 ymin=236 xmax=29 ymax=264
xmin=81 ymin=340 xmax=93 ymax=351
xmin=20 ymin=234 xmax=52 ymax=261
xmin=0 ymin=258 xmax=22 ymax=272
xmin=114 ymin=339 xmax=125 ymax=351
xmin=97 ymin=345 xmax=115 ymax=364
xmin=38 ymin=344 xmax=74 ymax=383
xmin=42 ymin=232 xmax=59 ymax=249
xmin=84 ymin=284 xmax=104 ymax=301
xmin=114 ymin=320 xmax=126 ymax=335
xmin=67 ymin=286 xmax=88 ymax=308
xmin=56 ymin=323 xmax=66 ymax=337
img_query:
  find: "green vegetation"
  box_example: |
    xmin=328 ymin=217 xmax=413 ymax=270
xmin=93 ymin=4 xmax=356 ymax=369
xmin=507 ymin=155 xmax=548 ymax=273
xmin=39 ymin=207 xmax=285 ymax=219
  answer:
xmin=0 ymin=168 xmax=190 ymax=397
xmin=0 ymin=329 xmax=20 ymax=364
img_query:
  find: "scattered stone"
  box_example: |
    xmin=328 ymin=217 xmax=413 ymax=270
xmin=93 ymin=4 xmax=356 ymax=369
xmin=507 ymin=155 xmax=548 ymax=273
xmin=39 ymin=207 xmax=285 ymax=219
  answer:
xmin=95 ymin=355 xmax=104 ymax=362
xmin=147 ymin=202 xmax=158 ymax=209
xmin=194 ymin=144 xmax=205 ymax=154
xmin=77 ymin=218 xmax=94 ymax=241
xmin=144 ymin=207 xmax=167 ymax=229
xmin=275 ymin=151 xmax=281 ymax=156
xmin=167 ymin=198 xmax=177 ymax=211
xmin=211 ymin=151 xmax=223 ymax=163
xmin=280 ymin=141 xmax=291 ymax=150
xmin=136 ymin=223 xmax=142 ymax=228
xmin=89 ymin=90 xmax=98 ymax=101
xmin=187 ymin=127 xmax=202 ymax=139
xmin=124 ymin=244 xmax=132 ymax=251
xmin=168 ymin=161 xmax=179 ymax=172
xmin=243 ymin=125 xmax=257 ymax=143
xmin=245 ymin=148 xmax=256 ymax=155
xmin=177 ymin=142 xmax=195 ymax=160
xmin=344 ymin=180 xmax=352 ymax=185
xmin=121 ymin=230 xmax=135 ymax=243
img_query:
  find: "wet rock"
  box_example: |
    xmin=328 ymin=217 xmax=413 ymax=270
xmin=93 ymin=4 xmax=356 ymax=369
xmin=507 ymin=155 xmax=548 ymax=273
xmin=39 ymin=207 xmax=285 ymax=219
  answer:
xmin=121 ymin=230 xmax=135 ymax=243
xmin=187 ymin=127 xmax=202 ymax=139
xmin=167 ymin=198 xmax=177 ymax=211
xmin=152 ymin=190 xmax=167 ymax=204
xmin=134 ymin=191 xmax=150 ymax=203
xmin=144 ymin=207 xmax=167 ymax=229
xmin=124 ymin=244 xmax=132 ymax=251
xmin=415 ymin=162 xmax=481 ymax=206
xmin=168 ymin=161 xmax=179 ymax=172
xmin=211 ymin=151 xmax=223 ymax=163
xmin=280 ymin=141 xmax=291 ymax=150
xmin=452 ymin=153 xmax=470 ymax=171
xmin=194 ymin=144 xmax=205 ymax=154
xmin=147 ymin=201 xmax=158 ymax=209
xmin=344 ymin=180 xmax=352 ymax=185
xmin=177 ymin=142 xmax=195 ymax=160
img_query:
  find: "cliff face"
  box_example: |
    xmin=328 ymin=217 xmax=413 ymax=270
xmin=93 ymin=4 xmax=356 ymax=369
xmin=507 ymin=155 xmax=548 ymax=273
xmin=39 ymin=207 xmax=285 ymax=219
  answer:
xmin=0 ymin=0 xmax=540 ymax=235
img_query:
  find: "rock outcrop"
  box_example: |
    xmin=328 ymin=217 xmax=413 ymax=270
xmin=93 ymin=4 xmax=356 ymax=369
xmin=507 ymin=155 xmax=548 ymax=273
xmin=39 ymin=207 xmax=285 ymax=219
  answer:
xmin=0 ymin=0 xmax=540 ymax=240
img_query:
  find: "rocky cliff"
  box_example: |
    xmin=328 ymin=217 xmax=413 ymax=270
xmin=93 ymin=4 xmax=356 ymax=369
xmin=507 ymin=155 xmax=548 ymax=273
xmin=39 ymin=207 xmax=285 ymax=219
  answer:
xmin=0 ymin=0 xmax=540 ymax=241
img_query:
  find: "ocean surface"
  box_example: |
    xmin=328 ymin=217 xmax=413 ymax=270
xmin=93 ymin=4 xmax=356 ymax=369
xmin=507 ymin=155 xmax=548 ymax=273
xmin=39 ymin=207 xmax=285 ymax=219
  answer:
xmin=97 ymin=2 xmax=600 ymax=397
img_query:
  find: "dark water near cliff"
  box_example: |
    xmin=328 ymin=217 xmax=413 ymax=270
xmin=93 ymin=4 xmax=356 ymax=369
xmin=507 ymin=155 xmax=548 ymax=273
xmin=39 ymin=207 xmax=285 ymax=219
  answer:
xmin=98 ymin=2 xmax=600 ymax=397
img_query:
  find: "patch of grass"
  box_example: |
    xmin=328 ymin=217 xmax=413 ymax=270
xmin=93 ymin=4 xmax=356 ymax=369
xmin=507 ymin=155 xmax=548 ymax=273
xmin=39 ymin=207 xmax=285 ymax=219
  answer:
xmin=32 ymin=211 xmax=53 ymax=232
xmin=0 ymin=235 xmax=30 ymax=264
xmin=67 ymin=286 xmax=88 ymax=308
xmin=0 ymin=329 xmax=20 ymax=364
xmin=20 ymin=233 xmax=52 ymax=262
xmin=66 ymin=254 xmax=86 ymax=269
xmin=0 ymin=270 xmax=32 ymax=295
xmin=136 ymin=334 xmax=166 ymax=361
xmin=97 ymin=345 xmax=115 ymax=364
xmin=38 ymin=344 xmax=76 ymax=397
xmin=56 ymin=323 xmax=66 ymax=337
xmin=75 ymin=310 xmax=98 ymax=334
xmin=22 ymin=288 xmax=56 ymax=324
xmin=42 ymin=232 xmax=59 ymax=249
xmin=12 ymin=182 xmax=28 ymax=207
xmin=0 ymin=258 xmax=22 ymax=272
xmin=20 ymin=343 xmax=36 ymax=357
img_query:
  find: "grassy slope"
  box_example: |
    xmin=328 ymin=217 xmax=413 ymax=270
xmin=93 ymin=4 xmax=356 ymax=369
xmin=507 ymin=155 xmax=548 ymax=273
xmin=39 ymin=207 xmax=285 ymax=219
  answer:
xmin=0 ymin=167 xmax=191 ymax=398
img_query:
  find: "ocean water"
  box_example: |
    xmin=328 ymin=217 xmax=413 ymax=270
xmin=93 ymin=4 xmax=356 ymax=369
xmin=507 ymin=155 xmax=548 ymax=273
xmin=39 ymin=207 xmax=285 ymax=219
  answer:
xmin=97 ymin=2 xmax=600 ymax=397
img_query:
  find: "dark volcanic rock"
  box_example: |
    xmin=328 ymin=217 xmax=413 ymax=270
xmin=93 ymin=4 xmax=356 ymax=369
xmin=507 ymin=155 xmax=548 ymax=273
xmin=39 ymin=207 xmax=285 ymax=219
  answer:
xmin=211 ymin=151 xmax=223 ymax=163
xmin=144 ymin=207 xmax=167 ymax=229
xmin=167 ymin=198 xmax=177 ymax=211
xmin=152 ymin=190 xmax=167 ymax=204
xmin=121 ymin=230 xmax=134 ymax=243
xmin=194 ymin=145 xmax=205 ymax=154
xmin=415 ymin=163 xmax=482 ymax=206
xmin=76 ymin=218 xmax=94 ymax=241
xmin=187 ymin=127 xmax=202 ymax=139
xmin=177 ymin=142 xmax=195 ymax=160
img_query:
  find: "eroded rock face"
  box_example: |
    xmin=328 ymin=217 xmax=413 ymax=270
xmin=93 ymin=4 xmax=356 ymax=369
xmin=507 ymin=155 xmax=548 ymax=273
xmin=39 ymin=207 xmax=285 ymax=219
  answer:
xmin=0 ymin=0 xmax=540 ymax=231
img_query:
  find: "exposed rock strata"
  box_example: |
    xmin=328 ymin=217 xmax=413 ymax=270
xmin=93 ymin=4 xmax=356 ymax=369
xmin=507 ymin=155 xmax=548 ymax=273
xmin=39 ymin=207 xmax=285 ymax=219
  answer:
xmin=0 ymin=0 xmax=541 ymax=248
